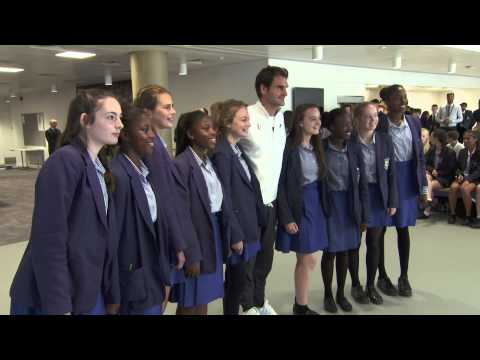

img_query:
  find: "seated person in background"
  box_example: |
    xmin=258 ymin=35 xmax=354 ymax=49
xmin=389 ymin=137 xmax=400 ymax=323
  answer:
xmin=446 ymin=130 xmax=464 ymax=159
xmin=421 ymin=129 xmax=457 ymax=218
xmin=448 ymin=131 xmax=480 ymax=227
xmin=421 ymin=128 xmax=430 ymax=155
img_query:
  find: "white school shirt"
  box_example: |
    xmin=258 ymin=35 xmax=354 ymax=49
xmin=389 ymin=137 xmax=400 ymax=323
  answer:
xmin=446 ymin=142 xmax=465 ymax=159
xmin=239 ymin=101 xmax=286 ymax=205
xmin=438 ymin=103 xmax=463 ymax=127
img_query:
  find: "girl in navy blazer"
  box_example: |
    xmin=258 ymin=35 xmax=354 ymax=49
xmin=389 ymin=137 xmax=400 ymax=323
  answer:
xmin=276 ymin=104 xmax=330 ymax=315
xmin=210 ymin=99 xmax=265 ymax=315
xmin=171 ymin=110 xmax=243 ymax=315
xmin=349 ymin=102 xmax=398 ymax=305
xmin=376 ymin=85 xmax=428 ymax=298
xmin=9 ymin=89 xmax=123 ymax=315
xmin=448 ymin=130 xmax=480 ymax=227
xmin=321 ymin=108 xmax=369 ymax=313
xmin=111 ymin=105 xmax=172 ymax=315
xmin=134 ymin=85 xmax=189 ymax=312
xmin=421 ymin=128 xmax=457 ymax=218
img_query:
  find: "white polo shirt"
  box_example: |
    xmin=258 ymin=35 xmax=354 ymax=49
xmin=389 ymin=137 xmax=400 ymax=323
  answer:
xmin=239 ymin=100 xmax=286 ymax=205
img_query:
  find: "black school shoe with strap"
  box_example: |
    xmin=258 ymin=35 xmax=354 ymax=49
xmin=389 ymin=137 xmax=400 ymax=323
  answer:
xmin=377 ymin=277 xmax=398 ymax=296
xmin=351 ymin=285 xmax=370 ymax=304
xmin=293 ymin=303 xmax=319 ymax=315
xmin=324 ymin=296 xmax=338 ymax=314
xmin=366 ymin=286 xmax=383 ymax=305
xmin=471 ymin=218 xmax=480 ymax=228
xmin=335 ymin=295 xmax=353 ymax=312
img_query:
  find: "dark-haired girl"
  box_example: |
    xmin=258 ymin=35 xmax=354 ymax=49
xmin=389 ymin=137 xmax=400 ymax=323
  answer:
xmin=111 ymin=105 xmax=171 ymax=315
xmin=10 ymin=90 xmax=123 ymax=315
xmin=421 ymin=129 xmax=457 ymax=218
xmin=276 ymin=104 xmax=330 ymax=315
xmin=376 ymin=85 xmax=428 ymax=297
xmin=211 ymin=99 xmax=265 ymax=315
xmin=349 ymin=103 xmax=398 ymax=305
xmin=321 ymin=108 xmax=369 ymax=313
xmin=171 ymin=110 xmax=243 ymax=315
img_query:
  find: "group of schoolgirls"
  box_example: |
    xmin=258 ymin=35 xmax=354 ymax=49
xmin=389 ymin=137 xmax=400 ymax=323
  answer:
xmin=276 ymin=84 xmax=428 ymax=314
xmin=9 ymin=86 xmax=265 ymax=316
xmin=9 ymin=83 xmax=427 ymax=316
xmin=418 ymin=127 xmax=480 ymax=227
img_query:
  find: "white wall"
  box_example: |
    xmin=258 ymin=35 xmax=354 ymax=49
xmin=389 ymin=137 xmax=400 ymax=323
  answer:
xmin=170 ymin=59 xmax=268 ymax=117
xmin=269 ymin=58 xmax=480 ymax=112
xmin=0 ymin=85 xmax=76 ymax=165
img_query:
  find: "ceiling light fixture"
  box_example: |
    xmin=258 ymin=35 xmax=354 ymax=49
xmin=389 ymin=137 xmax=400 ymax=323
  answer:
xmin=104 ymin=67 xmax=112 ymax=86
xmin=448 ymin=60 xmax=457 ymax=74
xmin=51 ymin=84 xmax=58 ymax=93
xmin=179 ymin=56 xmax=188 ymax=76
xmin=0 ymin=66 xmax=24 ymax=73
xmin=10 ymin=92 xmax=16 ymax=98
xmin=55 ymin=51 xmax=96 ymax=59
xmin=393 ymin=53 xmax=402 ymax=69
xmin=379 ymin=46 xmax=388 ymax=50
xmin=312 ymin=45 xmax=323 ymax=61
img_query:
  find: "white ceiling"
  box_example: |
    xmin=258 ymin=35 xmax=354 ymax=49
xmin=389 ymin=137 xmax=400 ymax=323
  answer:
xmin=1 ymin=45 xmax=480 ymax=100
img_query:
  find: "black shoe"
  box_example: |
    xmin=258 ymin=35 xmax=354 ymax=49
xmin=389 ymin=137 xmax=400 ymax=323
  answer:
xmin=324 ymin=296 xmax=338 ymax=313
xmin=351 ymin=285 xmax=370 ymax=304
xmin=462 ymin=217 xmax=473 ymax=226
xmin=448 ymin=214 xmax=456 ymax=224
xmin=366 ymin=286 xmax=383 ymax=305
xmin=293 ymin=303 xmax=319 ymax=315
xmin=377 ymin=277 xmax=398 ymax=296
xmin=335 ymin=295 xmax=353 ymax=312
xmin=471 ymin=218 xmax=480 ymax=229
xmin=398 ymin=276 xmax=413 ymax=297
xmin=417 ymin=212 xmax=431 ymax=219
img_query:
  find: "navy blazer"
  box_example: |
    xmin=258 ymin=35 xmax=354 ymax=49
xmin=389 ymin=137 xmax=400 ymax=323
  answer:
xmin=351 ymin=131 xmax=399 ymax=210
xmin=425 ymin=146 xmax=457 ymax=184
xmin=173 ymin=149 xmax=242 ymax=274
xmin=456 ymin=147 xmax=480 ymax=183
xmin=144 ymin=136 xmax=200 ymax=267
xmin=377 ymin=112 xmax=428 ymax=196
xmin=111 ymin=154 xmax=171 ymax=312
xmin=10 ymin=141 xmax=120 ymax=315
xmin=277 ymin=138 xmax=331 ymax=227
xmin=323 ymin=139 xmax=370 ymax=225
xmin=211 ymin=137 xmax=266 ymax=245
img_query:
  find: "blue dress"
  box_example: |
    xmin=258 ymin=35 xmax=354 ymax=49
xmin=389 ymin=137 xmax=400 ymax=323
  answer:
xmin=367 ymin=183 xmax=392 ymax=228
xmin=170 ymin=213 xmax=224 ymax=307
xmin=276 ymin=181 xmax=329 ymax=254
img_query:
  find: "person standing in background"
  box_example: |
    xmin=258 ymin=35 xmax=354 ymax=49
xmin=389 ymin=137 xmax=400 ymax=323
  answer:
xmin=45 ymin=119 xmax=62 ymax=155
xmin=458 ymin=102 xmax=473 ymax=142
xmin=437 ymin=93 xmax=463 ymax=132
xmin=239 ymin=66 xmax=288 ymax=315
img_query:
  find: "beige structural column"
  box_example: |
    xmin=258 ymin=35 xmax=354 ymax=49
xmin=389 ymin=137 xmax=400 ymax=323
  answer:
xmin=130 ymin=50 xmax=173 ymax=151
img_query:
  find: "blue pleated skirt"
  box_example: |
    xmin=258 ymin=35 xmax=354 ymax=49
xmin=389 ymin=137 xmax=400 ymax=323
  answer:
xmin=367 ymin=183 xmax=392 ymax=228
xmin=387 ymin=160 xmax=418 ymax=228
xmin=11 ymin=292 xmax=106 ymax=315
xmin=170 ymin=213 xmax=224 ymax=307
xmin=228 ymin=239 xmax=261 ymax=265
xmin=326 ymin=190 xmax=360 ymax=253
xmin=276 ymin=181 xmax=329 ymax=254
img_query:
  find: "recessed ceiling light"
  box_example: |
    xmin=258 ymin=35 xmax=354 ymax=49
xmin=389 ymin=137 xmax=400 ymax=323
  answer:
xmin=379 ymin=46 xmax=388 ymax=50
xmin=55 ymin=51 xmax=96 ymax=59
xmin=219 ymin=56 xmax=225 ymax=61
xmin=0 ymin=66 xmax=24 ymax=73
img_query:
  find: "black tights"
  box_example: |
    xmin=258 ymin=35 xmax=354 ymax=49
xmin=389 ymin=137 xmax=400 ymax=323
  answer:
xmin=378 ymin=226 xmax=410 ymax=279
xmin=365 ymin=227 xmax=385 ymax=287
xmin=321 ymin=251 xmax=348 ymax=299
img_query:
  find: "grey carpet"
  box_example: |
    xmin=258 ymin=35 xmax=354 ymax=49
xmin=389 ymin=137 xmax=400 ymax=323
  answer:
xmin=0 ymin=169 xmax=38 ymax=246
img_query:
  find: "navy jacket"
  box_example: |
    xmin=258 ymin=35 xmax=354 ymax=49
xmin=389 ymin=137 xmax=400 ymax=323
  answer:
xmin=425 ymin=146 xmax=457 ymax=184
xmin=323 ymin=139 xmax=370 ymax=225
xmin=144 ymin=136 xmax=199 ymax=267
xmin=111 ymin=154 xmax=171 ymax=313
xmin=10 ymin=141 xmax=120 ymax=314
xmin=377 ymin=112 xmax=428 ymax=196
xmin=277 ymin=138 xmax=331 ymax=227
xmin=351 ymin=131 xmax=399 ymax=210
xmin=456 ymin=147 xmax=480 ymax=183
xmin=211 ymin=137 xmax=266 ymax=245
xmin=173 ymin=149 xmax=242 ymax=274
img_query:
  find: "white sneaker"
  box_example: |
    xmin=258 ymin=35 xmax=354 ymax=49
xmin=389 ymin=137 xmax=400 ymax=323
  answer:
xmin=241 ymin=307 xmax=260 ymax=315
xmin=257 ymin=300 xmax=278 ymax=315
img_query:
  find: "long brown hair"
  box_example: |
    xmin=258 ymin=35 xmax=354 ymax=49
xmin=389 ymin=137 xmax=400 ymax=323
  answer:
xmin=212 ymin=99 xmax=248 ymax=138
xmin=134 ymin=84 xmax=171 ymax=111
xmin=60 ymin=89 xmax=118 ymax=193
xmin=289 ymin=103 xmax=327 ymax=179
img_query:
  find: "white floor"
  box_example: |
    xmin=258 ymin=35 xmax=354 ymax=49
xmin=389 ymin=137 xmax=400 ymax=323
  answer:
xmin=2 ymin=213 xmax=480 ymax=315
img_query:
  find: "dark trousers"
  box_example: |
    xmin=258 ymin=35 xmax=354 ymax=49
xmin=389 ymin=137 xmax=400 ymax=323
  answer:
xmin=456 ymin=124 xmax=467 ymax=143
xmin=223 ymin=255 xmax=256 ymax=315
xmin=242 ymin=203 xmax=277 ymax=310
